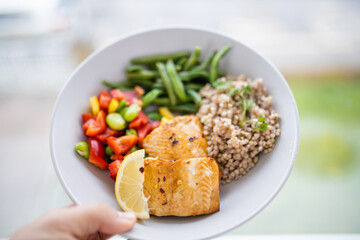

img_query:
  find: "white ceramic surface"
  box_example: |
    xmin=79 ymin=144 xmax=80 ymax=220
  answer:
xmin=50 ymin=27 xmax=300 ymax=240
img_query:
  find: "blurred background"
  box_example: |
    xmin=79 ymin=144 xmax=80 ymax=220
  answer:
xmin=0 ymin=0 xmax=359 ymax=239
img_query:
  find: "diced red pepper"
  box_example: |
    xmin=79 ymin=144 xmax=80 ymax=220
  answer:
xmin=98 ymin=90 xmax=111 ymax=110
xmin=108 ymin=160 xmax=122 ymax=180
xmin=86 ymin=111 xmax=107 ymax=137
xmin=131 ymin=98 xmax=143 ymax=107
xmin=82 ymin=113 xmax=97 ymax=132
xmin=106 ymin=135 xmax=138 ymax=155
xmin=149 ymin=121 xmax=160 ymax=130
xmin=121 ymin=90 xmax=143 ymax=106
xmin=82 ymin=113 xmax=94 ymax=124
xmin=110 ymin=89 xmax=124 ymax=101
xmin=88 ymin=138 xmax=108 ymax=169
xmin=96 ymin=127 xmax=123 ymax=143
xmin=110 ymin=154 xmax=124 ymax=162
xmin=137 ymin=124 xmax=151 ymax=147
xmin=136 ymin=121 xmax=160 ymax=147
xmin=122 ymin=91 xmax=137 ymax=102
xmin=83 ymin=118 xmax=95 ymax=133
xmin=129 ymin=111 xmax=149 ymax=129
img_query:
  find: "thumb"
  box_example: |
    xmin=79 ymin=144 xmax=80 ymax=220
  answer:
xmin=64 ymin=203 xmax=137 ymax=237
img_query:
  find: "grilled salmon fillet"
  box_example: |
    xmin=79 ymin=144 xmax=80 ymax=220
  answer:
xmin=143 ymin=115 xmax=208 ymax=160
xmin=143 ymin=157 xmax=220 ymax=216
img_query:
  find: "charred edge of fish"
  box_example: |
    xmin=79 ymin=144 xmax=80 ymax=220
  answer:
xmin=172 ymin=139 xmax=179 ymax=146
xmin=159 ymin=188 xmax=165 ymax=194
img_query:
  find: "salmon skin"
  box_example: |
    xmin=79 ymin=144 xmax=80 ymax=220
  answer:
xmin=143 ymin=157 xmax=220 ymax=216
xmin=143 ymin=115 xmax=208 ymax=160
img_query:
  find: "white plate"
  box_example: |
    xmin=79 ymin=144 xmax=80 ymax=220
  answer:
xmin=50 ymin=27 xmax=300 ymax=240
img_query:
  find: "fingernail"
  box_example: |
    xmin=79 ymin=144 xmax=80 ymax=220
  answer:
xmin=118 ymin=211 xmax=136 ymax=221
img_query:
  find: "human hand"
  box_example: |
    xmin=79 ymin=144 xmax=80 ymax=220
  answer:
xmin=11 ymin=203 xmax=136 ymax=240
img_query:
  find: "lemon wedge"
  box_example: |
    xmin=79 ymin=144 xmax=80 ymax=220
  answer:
xmin=115 ymin=149 xmax=149 ymax=219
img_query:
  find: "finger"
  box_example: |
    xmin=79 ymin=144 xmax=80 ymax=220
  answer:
xmin=99 ymin=232 xmax=113 ymax=240
xmin=65 ymin=204 xmax=76 ymax=208
xmin=64 ymin=203 xmax=137 ymax=238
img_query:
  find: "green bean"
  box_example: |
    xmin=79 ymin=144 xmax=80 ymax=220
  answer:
xmin=185 ymin=83 xmax=204 ymax=91
xmin=184 ymin=47 xmax=201 ymax=71
xmin=146 ymin=63 xmax=158 ymax=71
xmin=187 ymin=89 xmax=202 ymax=106
xmin=168 ymin=104 xmax=197 ymax=113
xmin=118 ymin=86 xmax=134 ymax=91
xmin=156 ymin=62 xmax=177 ymax=106
xmin=106 ymin=113 xmax=126 ymax=131
xmin=175 ymin=65 xmax=182 ymax=72
xmin=152 ymin=81 xmax=165 ymax=90
xmin=75 ymin=142 xmax=89 ymax=159
xmin=126 ymin=70 xmax=158 ymax=80
xmin=145 ymin=110 xmax=162 ymax=121
xmin=128 ymin=78 xmax=154 ymax=88
xmin=166 ymin=60 xmax=187 ymax=102
xmin=210 ymin=46 xmax=232 ymax=86
xmin=116 ymin=100 xmax=127 ymax=113
xmin=141 ymin=89 xmax=164 ymax=108
xmin=126 ymin=128 xmax=138 ymax=136
xmin=151 ymin=97 xmax=171 ymax=106
xmin=193 ymin=51 xmax=216 ymax=71
xmin=101 ymin=80 xmax=133 ymax=89
xmin=123 ymin=104 xmax=141 ymax=122
xmin=131 ymin=51 xmax=191 ymax=65
xmin=125 ymin=65 xmax=143 ymax=73
xmin=179 ymin=70 xmax=209 ymax=81
xmin=176 ymin=57 xmax=187 ymax=67
xmin=105 ymin=145 xmax=114 ymax=156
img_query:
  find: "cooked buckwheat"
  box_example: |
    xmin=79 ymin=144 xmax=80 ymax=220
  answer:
xmin=197 ymin=75 xmax=281 ymax=184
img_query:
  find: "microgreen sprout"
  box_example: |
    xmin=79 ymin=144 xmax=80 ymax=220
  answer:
xmin=245 ymin=116 xmax=269 ymax=132
xmin=214 ymin=80 xmax=233 ymax=89
xmin=214 ymin=82 xmax=267 ymax=131
xmin=227 ymin=84 xmax=253 ymax=127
